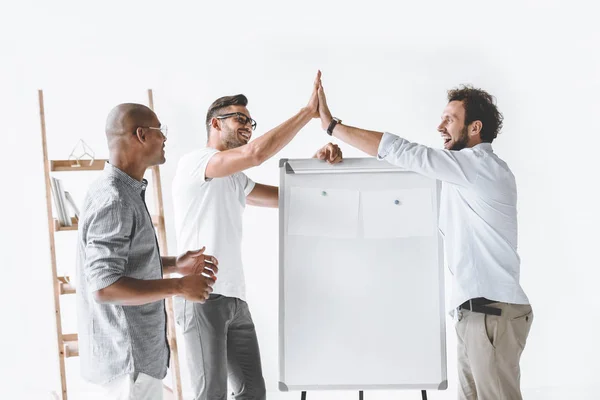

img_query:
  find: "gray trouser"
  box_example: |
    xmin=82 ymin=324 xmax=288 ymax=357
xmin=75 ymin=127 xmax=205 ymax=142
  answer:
xmin=455 ymin=302 xmax=533 ymax=400
xmin=175 ymin=295 xmax=266 ymax=400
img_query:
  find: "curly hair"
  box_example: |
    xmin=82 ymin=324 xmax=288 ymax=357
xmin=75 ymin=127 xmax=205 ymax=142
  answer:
xmin=447 ymin=85 xmax=503 ymax=143
xmin=205 ymin=94 xmax=248 ymax=135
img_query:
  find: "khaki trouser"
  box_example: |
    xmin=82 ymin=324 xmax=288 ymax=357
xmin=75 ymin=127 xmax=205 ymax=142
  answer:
xmin=455 ymin=302 xmax=533 ymax=400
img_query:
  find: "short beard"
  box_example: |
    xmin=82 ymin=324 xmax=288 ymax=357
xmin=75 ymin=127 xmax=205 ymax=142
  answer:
xmin=450 ymin=125 xmax=469 ymax=151
xmin=222 ymin=127 xmax=245 ymax=150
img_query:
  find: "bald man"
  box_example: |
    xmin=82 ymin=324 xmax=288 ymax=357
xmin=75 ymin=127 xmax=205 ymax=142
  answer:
xmin=76 ymin=103 xmax=219 ymax=400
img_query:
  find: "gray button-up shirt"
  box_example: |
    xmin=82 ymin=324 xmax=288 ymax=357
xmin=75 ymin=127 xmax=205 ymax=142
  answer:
xmin=76 ymin=163 xmax=169 ymax=384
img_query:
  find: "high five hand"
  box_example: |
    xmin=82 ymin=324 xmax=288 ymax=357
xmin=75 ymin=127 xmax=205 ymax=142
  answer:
xmin=306 ymin=70 xmax=322 ymax=119
xmin=316 ymin=73 xmax=334 ymax=130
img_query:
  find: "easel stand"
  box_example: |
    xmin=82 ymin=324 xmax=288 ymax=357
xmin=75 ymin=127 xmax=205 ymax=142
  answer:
xmin=300 ymin=390 xmax=428 ymax=399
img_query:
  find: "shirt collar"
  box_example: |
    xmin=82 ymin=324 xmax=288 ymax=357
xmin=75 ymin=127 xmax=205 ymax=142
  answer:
xmin=471 ymin=142 xmax=494 ymax=152
xmin=104 ymin=162 xmax=148 ymax=194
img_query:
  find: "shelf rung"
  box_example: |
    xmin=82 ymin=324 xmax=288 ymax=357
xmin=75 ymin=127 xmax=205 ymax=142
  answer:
xmin=54 ymin=218 xmax=78 ymax=232
xmin=63 ymin=334 xmax=79 ymax=358
xmin=51 ymin=159 xmax=107 ymax=172
xmin=62 ymin=333 xmax=77 ymax=341
xmin=58 ymin=276 xmax=76 ymax=295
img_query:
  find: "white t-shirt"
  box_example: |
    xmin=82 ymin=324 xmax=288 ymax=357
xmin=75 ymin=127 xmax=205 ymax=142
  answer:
xmin=172 ymin=147 xmax=255 ymax=301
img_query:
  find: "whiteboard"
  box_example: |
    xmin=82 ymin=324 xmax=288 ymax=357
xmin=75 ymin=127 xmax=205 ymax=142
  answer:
xmin=278 ymin=158 xmax=447 ymax=392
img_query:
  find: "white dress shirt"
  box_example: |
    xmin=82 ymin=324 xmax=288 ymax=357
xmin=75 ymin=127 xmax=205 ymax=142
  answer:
xmin=377 ymin=132 xmax=530 ymax=309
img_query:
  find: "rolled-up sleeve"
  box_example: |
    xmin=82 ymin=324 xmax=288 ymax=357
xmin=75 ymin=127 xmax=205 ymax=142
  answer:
xmin=83 ymin=201 xmax=133 ymax=292
xmin=377 ymin=132 xmax=479 ymax=186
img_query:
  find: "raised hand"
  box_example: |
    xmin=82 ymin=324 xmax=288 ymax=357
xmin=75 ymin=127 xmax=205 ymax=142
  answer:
xmin=317 ymin=74 xmax=334 ymax=130
xmin=306 ymin=70 xmax=322 ymax=118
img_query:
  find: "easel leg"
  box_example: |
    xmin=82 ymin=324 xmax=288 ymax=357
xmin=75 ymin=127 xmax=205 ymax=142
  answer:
xmin=301 ymin=389 xmax=423 ymax=399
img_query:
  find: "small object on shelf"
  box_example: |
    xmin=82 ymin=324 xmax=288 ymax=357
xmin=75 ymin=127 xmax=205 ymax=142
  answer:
xmin=68 ymin=139 xmax=96 ymax=168
xmin=64 ymin=191 xmax=80 ymax=219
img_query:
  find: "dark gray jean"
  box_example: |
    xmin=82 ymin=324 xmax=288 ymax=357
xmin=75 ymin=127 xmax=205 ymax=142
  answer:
xmin=175 ymin=295 xmax=266 ymax=400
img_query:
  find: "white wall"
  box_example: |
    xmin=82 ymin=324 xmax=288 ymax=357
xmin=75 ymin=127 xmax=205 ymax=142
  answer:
xmin=1 ymin=0 xmax=599 ymax=398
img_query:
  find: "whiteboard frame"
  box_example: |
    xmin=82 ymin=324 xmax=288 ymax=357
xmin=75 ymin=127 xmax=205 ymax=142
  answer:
xmin=278 ymin=157 xmax=447 ymax=392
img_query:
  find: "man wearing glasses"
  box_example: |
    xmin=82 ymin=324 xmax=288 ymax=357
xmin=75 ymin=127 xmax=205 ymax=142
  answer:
xmin=76 ymin=103 xmax=218 ymax=400
xmin=172 ymin=72 xmax=341 ymax=399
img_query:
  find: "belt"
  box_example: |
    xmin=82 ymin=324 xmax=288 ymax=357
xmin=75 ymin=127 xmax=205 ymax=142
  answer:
xmin=458 ymin=298 xmax=502 ymax=316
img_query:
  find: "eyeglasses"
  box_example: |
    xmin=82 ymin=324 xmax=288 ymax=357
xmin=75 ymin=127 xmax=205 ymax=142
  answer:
xmin=136 ymin=125 xmax=168 ymax=138
xmin=216 ymin=112 xmax=257 ymax=131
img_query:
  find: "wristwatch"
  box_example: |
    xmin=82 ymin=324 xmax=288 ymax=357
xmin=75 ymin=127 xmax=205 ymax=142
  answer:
xmin=327 ymin=117 xmax=342 ymax=136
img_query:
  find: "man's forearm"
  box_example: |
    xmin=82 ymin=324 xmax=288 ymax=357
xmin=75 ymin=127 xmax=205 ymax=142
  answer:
xmin=248 ymin=107 xmax=313 ymax=165
xmin=247 ymin=183 xmax=279 ymax=208
xmin=331 ymin=124 xmax=383 ymax=157
xmin=94 ymin=276 xmax=181 ymax=306
xmin=161 ymin=256 xmax=177 ymax=275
